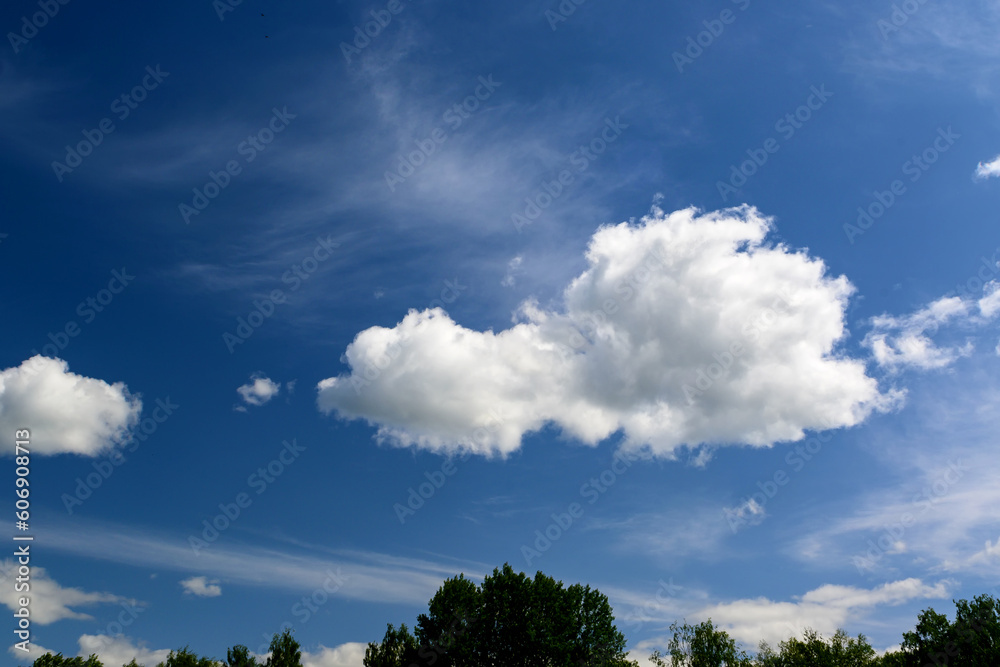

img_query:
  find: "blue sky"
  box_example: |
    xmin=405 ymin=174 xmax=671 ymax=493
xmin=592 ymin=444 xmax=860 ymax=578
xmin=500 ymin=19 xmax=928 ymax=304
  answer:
xmin=2 ymin=0 xmax=1000 ymax=664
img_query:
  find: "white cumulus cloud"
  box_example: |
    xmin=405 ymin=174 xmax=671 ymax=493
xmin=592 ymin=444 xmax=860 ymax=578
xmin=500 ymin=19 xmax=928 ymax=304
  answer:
xmin=697 ymin=578 xmax=950 ymax=647
xmin=864 ymin=283 xmax=1000 ymax=371
xmin=303 ymin=643 xmax=368 ymax=667
xmin=0 ymin=560 xmax=131 ymax=624
xmin=978 ymin=281 xmax=1000 ymax=318
xmin=318 ymin=205 xmax=894 ymax=458
xmin=180 ymin=575 xmax=222 ymax=597
xmin=236 ymin=374 xmax=281 ymax=408
xmin=864 ymin=297 xmax=974 ymax=371
xmin=76 ymin=634 xmax=171 ymax=667
xmin=0 ymin=356 xmax=141 ymax=456
xmin=974 ymin=154 xmax=1000 ymax=180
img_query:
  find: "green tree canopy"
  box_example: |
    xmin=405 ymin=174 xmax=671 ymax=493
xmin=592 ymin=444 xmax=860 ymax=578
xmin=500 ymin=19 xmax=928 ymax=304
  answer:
xmin=154 ymin=647 xmax=219 ymax=667
xmin=757 ymin=628 xmax=876 ymax=667
xmin=890 ymin=593 xmax=1000 ymax=666
xmin=30 ymin=655 xmax=104 ymax=667
xmin=364 ymin=623 xmax=420 ymax=667
xmin=650 ymin=619 xmax=751 ymax=667
xmin=365 ymin=563 xmax=636 ymax=667
xmin=225 ymin=645 xmax=258 ymax=667
xmin=264 ymin=630 xmax=302 ymax=667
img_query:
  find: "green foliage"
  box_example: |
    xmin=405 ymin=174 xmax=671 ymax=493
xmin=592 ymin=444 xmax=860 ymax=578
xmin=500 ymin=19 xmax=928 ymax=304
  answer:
xmin=264 ymin=629 xmax=302 ymax=667
xmin=224 ymin=645 xmax=258 ymax=667
xmin=367 ymin=563 xmax=635 ymax=666
xmin=363 ymin=624 xmax=419 ymax=667
xmin=889 ymin=594 xmax=1000 ymax=666
xmin=650 ymin=618 xmax=750 ymax=666
xmin=122 ymin=661 xmax=144 ymax=667
xmin=25 ymin=585 xmax=1000 ymax=667
xmin=766 ymin=629 xmax=876 ymax=667
xmin=31 ymin=655 xmax=104 ymax=667
xmin=650 ymin=623 xmax=882 ymax=667
xmin=154 ymin=647 xmax=219 ymax=667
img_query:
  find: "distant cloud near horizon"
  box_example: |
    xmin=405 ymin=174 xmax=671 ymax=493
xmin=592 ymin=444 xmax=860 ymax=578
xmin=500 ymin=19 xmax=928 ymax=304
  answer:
xmin=0 ymin=559 xmax=131 ymax=624
xmin=318 ymin=205 xmax=897 ymax=458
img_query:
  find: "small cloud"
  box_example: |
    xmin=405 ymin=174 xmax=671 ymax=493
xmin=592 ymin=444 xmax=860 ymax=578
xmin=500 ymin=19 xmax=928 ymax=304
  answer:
xmin=978 ymin=281 xmax=1000 ymax=319
xmin=724 ymin=497 xmax=767 ymax=532
xmin=374 ymin=289 xmax=386 ymax=299
xmin=974 ymin=154 xmax=1000 ymax=180
xmin=180 ymin=576 xmax=221 ymax=597
xmin=864 ymin=297 xmax=973 ymax=371
xmin=236 ymin=374 xmax=281 ymax=408
xmin=501 ymin=255 xmax=523 ymax=287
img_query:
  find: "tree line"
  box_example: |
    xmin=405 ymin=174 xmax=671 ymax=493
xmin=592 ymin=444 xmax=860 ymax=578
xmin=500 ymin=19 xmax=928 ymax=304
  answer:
xmin=26 ymin=564 xmax=1000 ymax=667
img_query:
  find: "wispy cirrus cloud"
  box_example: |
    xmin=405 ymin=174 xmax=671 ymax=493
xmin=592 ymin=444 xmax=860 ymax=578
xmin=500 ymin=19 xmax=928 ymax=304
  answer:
xmin=793 ymin=369 xmax=1000 ymax=580
xmin=38 ymin=518 xmax=486 ymax=606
